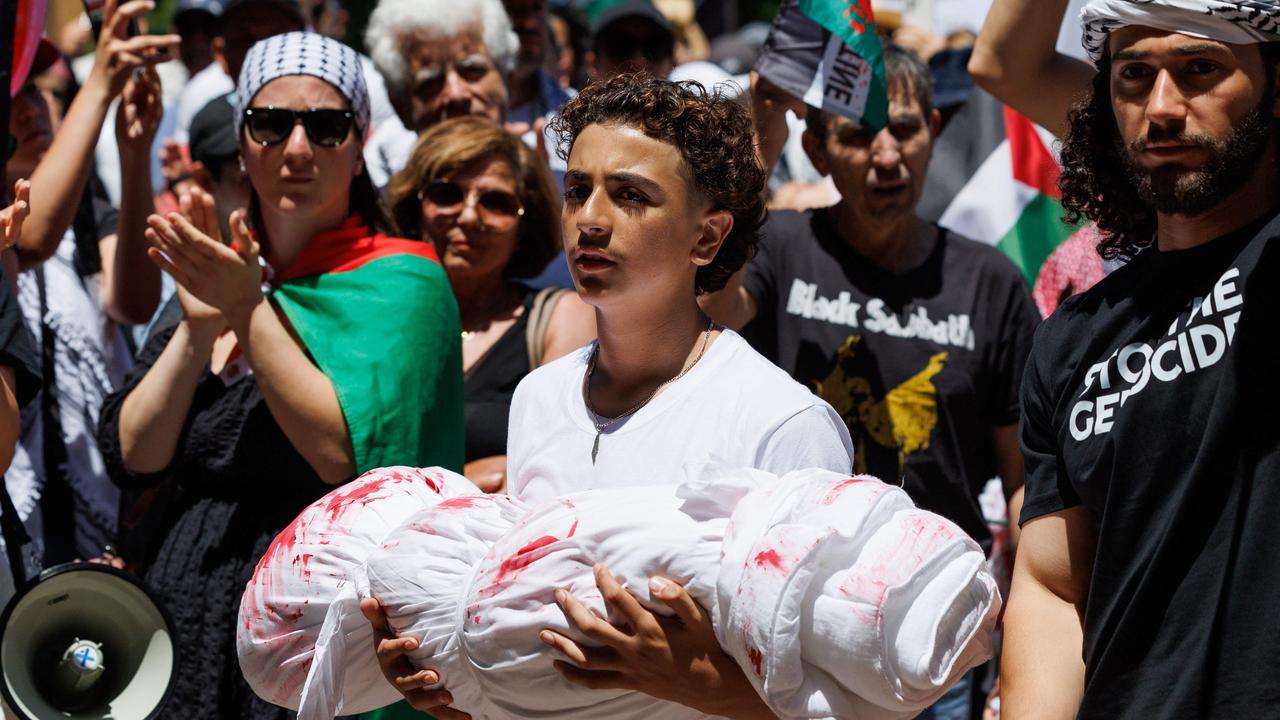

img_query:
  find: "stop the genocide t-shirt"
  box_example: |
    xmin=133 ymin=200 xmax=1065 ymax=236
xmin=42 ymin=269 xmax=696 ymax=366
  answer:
xmin=1020 ymin=212 xmax=1280 ymax=718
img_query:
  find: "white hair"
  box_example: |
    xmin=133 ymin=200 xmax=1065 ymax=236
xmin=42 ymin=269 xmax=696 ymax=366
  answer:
xmin=366 ymin=0 xmax=519 ymax=101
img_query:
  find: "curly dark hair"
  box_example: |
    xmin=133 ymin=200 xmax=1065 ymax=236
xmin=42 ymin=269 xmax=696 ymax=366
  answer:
xmin=548 ymin=72 xmax=768 ymax=295
xmin=1060 ymin=47 xmax=1280 ymax=261
xmin=1058 ymin=61 xmax=1155 ymax=261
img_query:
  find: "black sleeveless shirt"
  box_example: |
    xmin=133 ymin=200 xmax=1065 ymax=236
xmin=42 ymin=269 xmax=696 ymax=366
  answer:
xmin=463 ymin=287 xmax=537 ymax=462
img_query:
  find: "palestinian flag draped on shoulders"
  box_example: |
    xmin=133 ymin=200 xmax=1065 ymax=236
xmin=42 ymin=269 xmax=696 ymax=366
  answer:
xmin=269 ymin=218 xmax=465 ymax=475
xmin=918 ymin=87 xmax=1107 ymax=318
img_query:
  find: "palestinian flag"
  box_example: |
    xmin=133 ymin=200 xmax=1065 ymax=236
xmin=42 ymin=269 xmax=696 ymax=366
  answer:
xmin=271 ymin=217 xmax=465 ymax=474
xmin=920 ymin=87 xmax=1106 ymax=317
xmin=756 ymin=0 xmax=889 ymax=130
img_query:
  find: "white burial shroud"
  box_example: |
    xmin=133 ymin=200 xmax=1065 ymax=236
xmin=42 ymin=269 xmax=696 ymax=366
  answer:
xmin=238 ymin=461 xmax=1000 ymax=720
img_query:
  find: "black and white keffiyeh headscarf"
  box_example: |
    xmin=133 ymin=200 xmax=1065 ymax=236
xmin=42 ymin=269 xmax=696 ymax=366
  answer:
xmin=1082 ymin=0 xmax=1280 ymax=62
xmin=233 ymin=31 xmax=371 ymax=140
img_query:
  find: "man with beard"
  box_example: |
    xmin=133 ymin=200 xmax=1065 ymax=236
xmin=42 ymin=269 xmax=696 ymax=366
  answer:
xmin=705 ymin=47 xmax=1039 ymax=719
xmin=972 ymin=0 xmax=1280 ymax=717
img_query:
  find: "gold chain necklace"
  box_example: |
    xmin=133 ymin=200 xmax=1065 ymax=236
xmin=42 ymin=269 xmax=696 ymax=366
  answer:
xmin=582 ymin=318 xmax=715 ymax=465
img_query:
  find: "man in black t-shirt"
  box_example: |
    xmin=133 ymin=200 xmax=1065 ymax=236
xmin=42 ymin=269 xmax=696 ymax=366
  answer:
xmin=706 ymin=45 xmax=1039 ymax=558
xmin=973 ymin=1 xmax=1280 ymax=717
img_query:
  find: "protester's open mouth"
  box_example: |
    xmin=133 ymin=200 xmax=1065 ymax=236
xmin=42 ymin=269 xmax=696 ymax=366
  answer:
xmin=573 ymin=249 xmax=616 ymax=273
xmin=869 ymin=183 xmax=908 ymax=196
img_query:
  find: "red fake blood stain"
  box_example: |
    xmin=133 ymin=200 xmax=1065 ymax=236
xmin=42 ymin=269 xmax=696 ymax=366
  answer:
xmin=746 ymin=646 xmax=764 ymax=677
xmin=323 ymin=476 xmax=392 ymax=524
xmin=477 ymin=509 xmax=579 ymax=599
xmin=753 ymin=549 xmax=785 ymax=571
xmin=438 ymin=496 xmax=486 ymax=511
xmin=291 ymin=553 xmax=314 ymax=581
xmin=820 ymin=477 xmax=871 ymax=505
xmin=840 ymin=513 xmax=958 ymax=615
xmin=496 ymin=535 xmax=559 ymax=583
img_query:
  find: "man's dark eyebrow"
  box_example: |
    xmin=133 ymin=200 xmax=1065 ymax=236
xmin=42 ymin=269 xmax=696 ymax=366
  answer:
xmin=607 ymin=171 xmax=663 ymax=193
xmin=1112 ymin=43 xmax=1232 ymax=62
xmin=565 ymin=169 xmax=589 ymax=182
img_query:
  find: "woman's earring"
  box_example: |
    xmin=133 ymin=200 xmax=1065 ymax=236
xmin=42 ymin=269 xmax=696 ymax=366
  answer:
xmin=239 ymin=157 xmax=247 ymax=173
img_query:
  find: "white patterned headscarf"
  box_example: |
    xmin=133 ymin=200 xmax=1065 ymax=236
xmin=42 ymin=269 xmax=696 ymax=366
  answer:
xmin=234 ymin=31 xmax=371 ymax=141
xmin=1082 ymin=0 xmax=1280 ymax=62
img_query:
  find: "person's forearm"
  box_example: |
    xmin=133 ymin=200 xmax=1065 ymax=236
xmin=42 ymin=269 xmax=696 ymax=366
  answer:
xmin=1002 ymin=565 xmax=1086 ymax=718
xmin=16 ymin=79 xmax=113 ymax=270
xmin=0 ymin=366 xmax=19 ymax=473
xmin=231 ymin=297 xmax=355 ymax=484
xmin=696 ymin=654 xmax=778 ymax=720
xmin=117 ymin=321 xmax=215 ymax=472
xmin=969 ymin=0 xmax=1092 ymax=137
xmin=103 ymin=153 xmax=162 ymax=324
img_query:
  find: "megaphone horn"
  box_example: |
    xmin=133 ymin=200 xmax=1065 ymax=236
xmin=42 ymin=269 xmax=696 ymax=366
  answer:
xmin=0 ymin=563 xmax=176 ymax=720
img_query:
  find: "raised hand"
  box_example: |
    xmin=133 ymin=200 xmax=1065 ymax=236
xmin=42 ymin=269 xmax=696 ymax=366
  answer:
xmin=116 ymin=66 xmax=164 ymax=152
xmin=87 ymin=0 xmax=179 ymax=98
xmin=1 ymin=180 xmax=31 ymax=252
xmin=145 ymin=188 xmax=262 ymax=325
xmin=159 ymin=139 xmax=206 ymax=198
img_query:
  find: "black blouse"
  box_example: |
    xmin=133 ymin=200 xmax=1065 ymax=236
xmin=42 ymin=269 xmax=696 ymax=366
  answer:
xmin=98 ymin=324 xmax=331 ymax=719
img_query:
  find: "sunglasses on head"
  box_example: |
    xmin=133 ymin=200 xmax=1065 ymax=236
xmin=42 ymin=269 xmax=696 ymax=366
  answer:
xmin=419 ymin=180 xmax=524 ymax=218
xmin=243 ymin=107 xmax=354 ymax=147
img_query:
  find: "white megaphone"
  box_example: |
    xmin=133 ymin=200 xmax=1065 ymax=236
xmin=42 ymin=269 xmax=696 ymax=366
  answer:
xmin=0 ymin=563 xmax=175 ymax=719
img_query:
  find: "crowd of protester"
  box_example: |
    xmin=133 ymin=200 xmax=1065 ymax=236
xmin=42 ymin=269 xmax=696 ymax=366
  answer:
xmin=2 ymin=0 xmax=1277 ymax=717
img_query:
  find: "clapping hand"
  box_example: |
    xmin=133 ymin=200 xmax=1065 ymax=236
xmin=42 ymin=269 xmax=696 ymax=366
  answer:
xmin=145 ymin=188 xmax=263 ymax=326
xmin=117 ymin=66 xmax=163 ymax=153
xmin=1 ymin=180 xmax=31 ymax=252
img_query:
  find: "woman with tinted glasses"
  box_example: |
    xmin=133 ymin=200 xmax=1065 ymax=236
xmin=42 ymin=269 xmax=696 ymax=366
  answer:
xmin=96 ymin=33 xmax=463 ymax=718
xmin=386 ymin=116 xmax=594 ymax=493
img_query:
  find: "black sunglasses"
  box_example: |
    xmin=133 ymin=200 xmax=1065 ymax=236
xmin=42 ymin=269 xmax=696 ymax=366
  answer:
xmin=419 ymin=180 xmax=524 ymax=218
xmin=243 ymin=107 xmax=354 ymax=147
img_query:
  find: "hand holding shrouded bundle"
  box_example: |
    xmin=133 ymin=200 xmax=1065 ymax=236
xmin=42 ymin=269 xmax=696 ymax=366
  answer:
xmin=239 ymin=461 xmax=1000 ymax=720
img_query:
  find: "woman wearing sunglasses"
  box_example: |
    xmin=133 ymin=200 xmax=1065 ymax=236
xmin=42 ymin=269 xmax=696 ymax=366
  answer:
xmin=386 ymin=116 xmax=595 ymax=493
xmin=97 ymin=33 xmax=463 ymax=718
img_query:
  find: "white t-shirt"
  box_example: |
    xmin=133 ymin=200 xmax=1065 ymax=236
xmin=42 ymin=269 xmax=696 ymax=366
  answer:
xmin=508 ymin=329 xmax=854 ymax=502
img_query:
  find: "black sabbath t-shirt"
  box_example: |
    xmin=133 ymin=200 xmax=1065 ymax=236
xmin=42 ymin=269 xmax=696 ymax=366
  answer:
xmin=743 ymin=209 xmax=1039 ymax=549
xmin=1020 ymin=213 xmax=1280 ymax=718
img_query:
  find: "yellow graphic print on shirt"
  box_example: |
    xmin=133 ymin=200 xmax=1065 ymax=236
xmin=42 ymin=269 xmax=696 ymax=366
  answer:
xmin=814 ymin=336 xmax=948 ymax=480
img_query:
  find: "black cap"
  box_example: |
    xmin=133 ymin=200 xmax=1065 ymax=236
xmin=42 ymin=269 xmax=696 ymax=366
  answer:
xmin=189 ymin=93 xmax=239 ymax=173
xmin=929 ymin=46 xmax=974 ymax=109
xmin=223 ymin=0 xmax=305 ymax=23
xmin=591 ymin=0 xmax=673 ymax=38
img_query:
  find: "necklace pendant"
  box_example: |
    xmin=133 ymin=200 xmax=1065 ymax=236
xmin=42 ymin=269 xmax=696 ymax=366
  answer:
xmin=591 ymin=431 xmax=601 ymax=465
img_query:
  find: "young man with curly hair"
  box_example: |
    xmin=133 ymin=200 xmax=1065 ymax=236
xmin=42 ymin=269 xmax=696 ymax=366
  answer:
xmin=973 ymin=0 xmax=1280 ymax=717
xmin=362 ymin=72 xmax=853 ymax=719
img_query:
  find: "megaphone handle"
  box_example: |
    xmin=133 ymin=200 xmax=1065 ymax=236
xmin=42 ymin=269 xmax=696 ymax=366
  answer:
xmin=0 ymin=473 xmax=34 ymax=585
